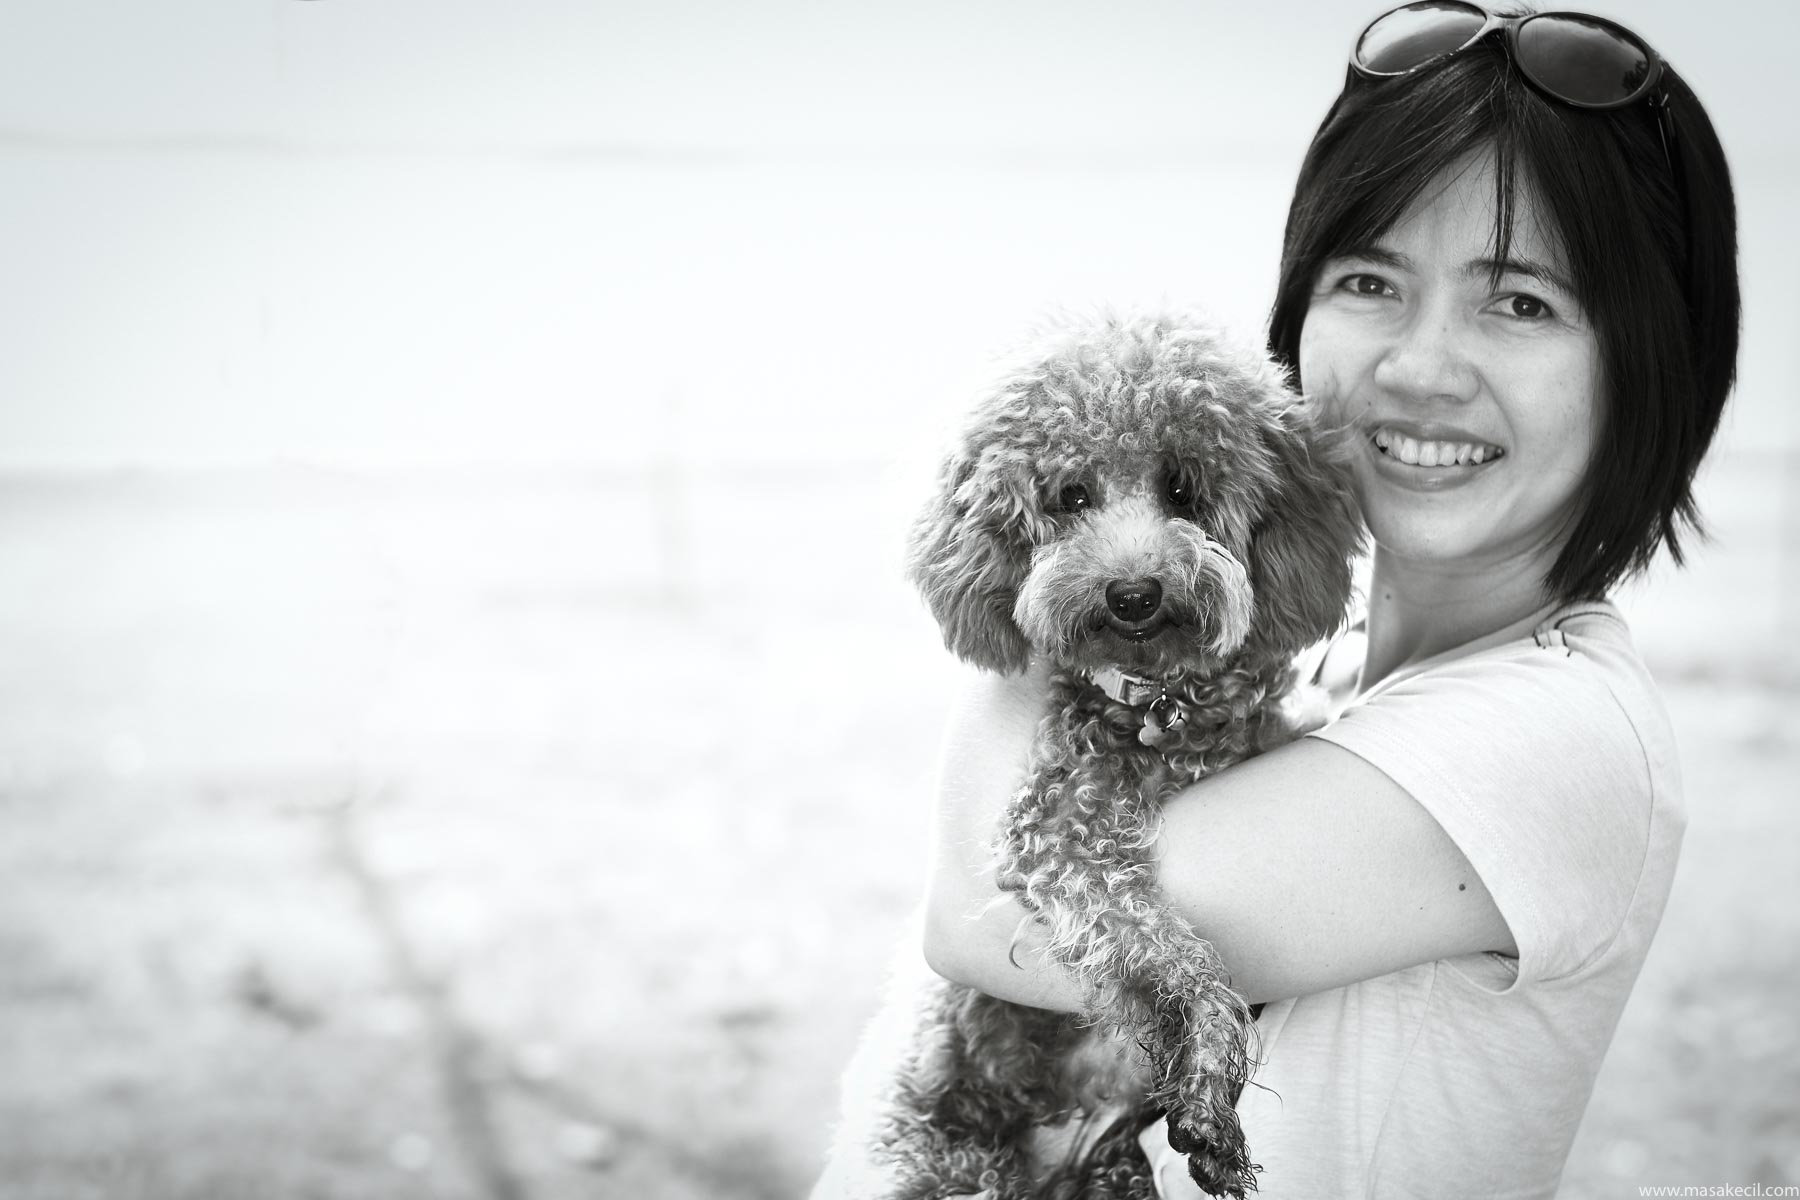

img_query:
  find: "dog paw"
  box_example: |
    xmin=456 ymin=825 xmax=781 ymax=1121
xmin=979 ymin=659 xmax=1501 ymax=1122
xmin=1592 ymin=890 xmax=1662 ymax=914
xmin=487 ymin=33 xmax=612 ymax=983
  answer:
xmin=1167 ymin=1118 xmax=1255 ymax=1199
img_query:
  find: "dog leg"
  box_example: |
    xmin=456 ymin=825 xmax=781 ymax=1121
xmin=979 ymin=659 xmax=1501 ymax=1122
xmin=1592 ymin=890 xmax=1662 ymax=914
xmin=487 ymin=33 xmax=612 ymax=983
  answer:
xmin=1109 ymin=933 xmax=1257 ymax=1198
xmin=874 ymin=983 xmax=1087 ymax=1200
xmin=1033 ymin=1105 xmax=1161 ymax=1200
xmin=1157 ymin=981 xmax=1259 ymax=1197
xmin=1000 ymin=747 xmax=1261 ymax=1196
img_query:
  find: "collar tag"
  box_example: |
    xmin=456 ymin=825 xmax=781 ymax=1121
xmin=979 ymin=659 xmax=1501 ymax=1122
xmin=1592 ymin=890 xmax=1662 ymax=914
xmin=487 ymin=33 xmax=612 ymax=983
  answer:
xmin=1088 ymin=665 xmax=1195 ymax=752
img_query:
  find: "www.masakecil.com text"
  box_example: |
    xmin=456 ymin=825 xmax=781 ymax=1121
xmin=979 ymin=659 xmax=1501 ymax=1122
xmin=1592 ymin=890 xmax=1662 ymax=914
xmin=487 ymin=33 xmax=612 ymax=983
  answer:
xmin=1637 ymin=1187 xmax=1800 ymax=1197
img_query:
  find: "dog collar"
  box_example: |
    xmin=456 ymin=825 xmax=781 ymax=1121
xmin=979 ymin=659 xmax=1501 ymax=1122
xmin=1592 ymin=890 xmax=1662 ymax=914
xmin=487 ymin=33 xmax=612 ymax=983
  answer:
xmin=1087 ymin=665 xmax=1191 ymax=751
xmin=1088 ymin=665 xmax=1164 ymax=707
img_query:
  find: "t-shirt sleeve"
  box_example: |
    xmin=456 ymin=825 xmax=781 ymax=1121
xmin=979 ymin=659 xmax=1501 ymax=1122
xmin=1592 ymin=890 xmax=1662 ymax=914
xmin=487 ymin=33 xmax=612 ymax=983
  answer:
xmin=1307 ymin=647 xmax=1654 ymax=988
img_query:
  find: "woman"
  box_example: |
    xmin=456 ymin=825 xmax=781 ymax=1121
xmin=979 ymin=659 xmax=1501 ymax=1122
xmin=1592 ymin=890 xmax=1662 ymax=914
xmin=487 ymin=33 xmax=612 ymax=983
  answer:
xmin=919 ymin=4 xmax=1738 ymax=1197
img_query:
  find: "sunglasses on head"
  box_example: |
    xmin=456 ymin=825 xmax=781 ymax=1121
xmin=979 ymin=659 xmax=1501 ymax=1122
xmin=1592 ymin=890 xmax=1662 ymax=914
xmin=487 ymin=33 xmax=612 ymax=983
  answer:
xmin=1350 ymin=1 xmax=1677 ymax=176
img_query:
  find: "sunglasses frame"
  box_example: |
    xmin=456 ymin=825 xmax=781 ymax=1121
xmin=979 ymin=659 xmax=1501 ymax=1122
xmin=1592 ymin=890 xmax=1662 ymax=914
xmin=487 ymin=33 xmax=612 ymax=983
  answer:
xmin=1350 ymin=1 xmax=1677 ymax=175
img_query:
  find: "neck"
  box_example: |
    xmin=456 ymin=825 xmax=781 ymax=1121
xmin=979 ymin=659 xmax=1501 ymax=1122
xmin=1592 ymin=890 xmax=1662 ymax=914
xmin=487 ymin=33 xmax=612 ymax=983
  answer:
xmin=1361 ymin=545 xmax=1565 ymax=688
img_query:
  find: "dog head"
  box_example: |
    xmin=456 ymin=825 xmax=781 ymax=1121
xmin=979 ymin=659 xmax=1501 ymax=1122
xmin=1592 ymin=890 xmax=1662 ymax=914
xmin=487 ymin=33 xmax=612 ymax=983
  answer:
xmin=908 ymin=311 xmax=1362 ymax=677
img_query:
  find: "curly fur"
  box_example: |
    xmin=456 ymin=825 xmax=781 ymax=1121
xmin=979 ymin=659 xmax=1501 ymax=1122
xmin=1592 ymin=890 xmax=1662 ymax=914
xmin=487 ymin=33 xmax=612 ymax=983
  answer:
xmin=820 ymin=310 xmax=1362 ymax=1200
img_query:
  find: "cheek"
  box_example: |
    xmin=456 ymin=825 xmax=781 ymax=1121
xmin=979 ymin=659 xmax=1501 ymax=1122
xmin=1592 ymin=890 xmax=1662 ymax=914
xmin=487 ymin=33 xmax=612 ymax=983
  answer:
xmin=1574 ymin=360 xmax=1605 ymax=452
xmin=1296 ymin=310 xmax=1357 ymax=414
xmin=1525 ymin=352 xmax=1604 ymax=476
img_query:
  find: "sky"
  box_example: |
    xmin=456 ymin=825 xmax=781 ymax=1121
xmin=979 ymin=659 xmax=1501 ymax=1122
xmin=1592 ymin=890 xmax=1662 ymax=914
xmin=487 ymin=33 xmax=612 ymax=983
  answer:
xmin=0 ymin=0 xmax=1793 ymax=467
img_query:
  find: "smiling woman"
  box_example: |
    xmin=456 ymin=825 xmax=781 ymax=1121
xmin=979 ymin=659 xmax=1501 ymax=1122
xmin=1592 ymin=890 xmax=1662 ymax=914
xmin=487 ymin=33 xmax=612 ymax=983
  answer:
xmin=1301 ymin=151 xmax=1603 ymax=597
xmin=851 ymin=3 xmax=1747 ymax=1198
xmin=1268 ymin=5 xmax=1739 ymax=614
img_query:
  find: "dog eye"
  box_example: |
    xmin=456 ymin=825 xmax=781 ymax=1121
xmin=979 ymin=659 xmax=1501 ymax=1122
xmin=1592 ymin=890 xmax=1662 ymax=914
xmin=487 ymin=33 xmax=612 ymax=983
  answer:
xmin=1052 ymin=483 xmax=1092 ymax=513
xmin=1165 ymin=470 xmax=1196 ymax=508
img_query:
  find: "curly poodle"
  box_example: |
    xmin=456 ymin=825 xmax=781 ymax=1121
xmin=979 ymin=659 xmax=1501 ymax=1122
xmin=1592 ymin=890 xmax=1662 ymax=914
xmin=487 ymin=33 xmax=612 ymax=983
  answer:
xmin=818 ymin=310 xmax=1362 ymax=1199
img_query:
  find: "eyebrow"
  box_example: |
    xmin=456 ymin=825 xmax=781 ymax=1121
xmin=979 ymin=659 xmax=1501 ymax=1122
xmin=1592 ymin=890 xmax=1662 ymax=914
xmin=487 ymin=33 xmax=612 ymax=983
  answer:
xmin=1332 ymin=246 xmax=1575 ymax=296
xmin=1470 ymin=256 xmax=1575 ymax=296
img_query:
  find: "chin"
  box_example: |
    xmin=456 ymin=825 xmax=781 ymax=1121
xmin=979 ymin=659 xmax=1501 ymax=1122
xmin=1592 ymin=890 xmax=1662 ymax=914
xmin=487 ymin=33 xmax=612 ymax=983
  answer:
xmin=1361 ymin=505 xmax=1569 ymax=581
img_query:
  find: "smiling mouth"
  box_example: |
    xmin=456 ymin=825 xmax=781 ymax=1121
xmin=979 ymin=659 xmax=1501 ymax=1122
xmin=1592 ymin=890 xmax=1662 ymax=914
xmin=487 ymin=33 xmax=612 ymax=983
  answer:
xmin=1373 ymin=429 xmax=1505 ymax=468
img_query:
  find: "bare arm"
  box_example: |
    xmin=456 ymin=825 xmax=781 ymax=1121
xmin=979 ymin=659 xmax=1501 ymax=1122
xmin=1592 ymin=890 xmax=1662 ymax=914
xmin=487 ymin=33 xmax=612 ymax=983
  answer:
xmin=921 ymin=664 xmax=1517 ymax=1009
xmin=920 ymin=658 xmax=1090 ymax=1011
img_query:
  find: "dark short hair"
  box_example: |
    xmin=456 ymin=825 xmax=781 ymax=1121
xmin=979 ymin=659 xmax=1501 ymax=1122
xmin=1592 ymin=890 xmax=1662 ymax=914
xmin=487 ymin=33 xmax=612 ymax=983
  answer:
xmin=1267 ymin=34 xmax=1740 ymax=603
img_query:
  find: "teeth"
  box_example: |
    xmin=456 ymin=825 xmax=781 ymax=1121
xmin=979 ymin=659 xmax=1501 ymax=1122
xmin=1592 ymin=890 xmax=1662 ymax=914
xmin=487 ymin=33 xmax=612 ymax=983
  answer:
xmin=1372 ymin=430 xmax=1503 ymax=467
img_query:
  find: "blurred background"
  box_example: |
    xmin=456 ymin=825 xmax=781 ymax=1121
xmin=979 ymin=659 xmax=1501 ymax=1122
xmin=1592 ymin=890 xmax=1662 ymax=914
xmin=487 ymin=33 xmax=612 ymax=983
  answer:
xmin=0 ymin=1 xmax=1794 ymax=1197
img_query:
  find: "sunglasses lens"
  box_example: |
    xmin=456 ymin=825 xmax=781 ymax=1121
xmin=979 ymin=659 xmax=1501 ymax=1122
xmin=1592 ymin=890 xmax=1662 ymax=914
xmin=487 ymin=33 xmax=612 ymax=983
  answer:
xmin=1515 ymin=15 xmax=1655 ymax=106
xmin=1355 ymin=2 xmax=1488 ymax=75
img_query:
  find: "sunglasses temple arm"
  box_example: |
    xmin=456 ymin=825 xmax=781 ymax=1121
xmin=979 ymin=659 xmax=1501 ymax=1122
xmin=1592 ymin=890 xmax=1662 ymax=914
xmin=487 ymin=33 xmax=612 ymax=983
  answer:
xmin=1647 ymin=91 xmax=1691 ymax=237
xmin=1649 ymin=92 xmax=1677 ymax=178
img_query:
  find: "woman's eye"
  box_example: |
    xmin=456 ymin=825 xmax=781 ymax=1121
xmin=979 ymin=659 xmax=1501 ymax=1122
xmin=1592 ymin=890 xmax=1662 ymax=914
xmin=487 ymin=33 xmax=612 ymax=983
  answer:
xmin=1505 ymin=293 xmax=1551 ymax=320
xmin=1340 ymin=273 xmax=1393 ymax=298
xmin=1054 ymin=483 xmax=1091 ymax=512
xmin=1483 ymin=292 xmax=1557 ymax=321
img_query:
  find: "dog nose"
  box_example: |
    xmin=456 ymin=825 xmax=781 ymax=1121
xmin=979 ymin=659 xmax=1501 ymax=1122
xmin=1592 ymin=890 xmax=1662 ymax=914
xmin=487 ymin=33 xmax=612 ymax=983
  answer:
xmin=1105 ymin=578 xmax=1162 ymax=622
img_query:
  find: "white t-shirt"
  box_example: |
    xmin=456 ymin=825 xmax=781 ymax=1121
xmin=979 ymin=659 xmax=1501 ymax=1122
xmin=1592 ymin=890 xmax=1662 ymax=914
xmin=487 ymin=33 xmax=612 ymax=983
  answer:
xmin=1142 ymin=600 xmax=1685 ymax=1199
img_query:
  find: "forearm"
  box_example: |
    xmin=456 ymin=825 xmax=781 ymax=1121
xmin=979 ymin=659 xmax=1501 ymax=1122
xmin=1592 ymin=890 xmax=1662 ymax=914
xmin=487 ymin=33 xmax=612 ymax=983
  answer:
xmin=918 ymin=660 xmax=1088 ymax=1012
xmin=919 ymin=667 xmax=1517 ymax=1015
xmin=921 ymin=809 xmax=1088 ymax=1012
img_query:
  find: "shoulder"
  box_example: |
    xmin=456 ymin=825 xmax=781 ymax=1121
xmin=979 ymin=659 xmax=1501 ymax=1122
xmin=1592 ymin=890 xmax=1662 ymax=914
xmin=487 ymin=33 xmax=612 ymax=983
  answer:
xmin=1534 ymin=601 xmax=1678 ymax=767
xmin=1322 ymin=601 xmax=1668 ymax=802
xmin=1307 ymin=600 xmax=1681 ymax=986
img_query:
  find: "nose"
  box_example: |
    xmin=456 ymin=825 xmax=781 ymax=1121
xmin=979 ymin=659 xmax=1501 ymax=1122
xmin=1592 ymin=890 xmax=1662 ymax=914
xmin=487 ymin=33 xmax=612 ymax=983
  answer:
xmin=1373 ymin=306 xmax=1478 ymax=403
xmin=1105 ymin=578 xmax=1162 ymax=622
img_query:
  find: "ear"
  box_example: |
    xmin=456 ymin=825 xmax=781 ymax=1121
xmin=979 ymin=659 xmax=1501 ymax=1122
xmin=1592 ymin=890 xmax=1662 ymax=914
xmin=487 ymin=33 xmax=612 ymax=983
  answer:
xmin=905 ymin=449 xmax=1036 ymax=674
xmin=1240 ymin=405 xmax=1364 ymax=663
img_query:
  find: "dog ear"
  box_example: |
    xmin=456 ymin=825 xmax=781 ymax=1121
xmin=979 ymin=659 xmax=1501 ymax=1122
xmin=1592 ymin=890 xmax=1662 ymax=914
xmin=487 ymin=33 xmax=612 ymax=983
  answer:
xmin=1240 ymin=405 xmax=1364 ymax=663
xmin=906 ymin=447 xmax=1036 ymax=675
